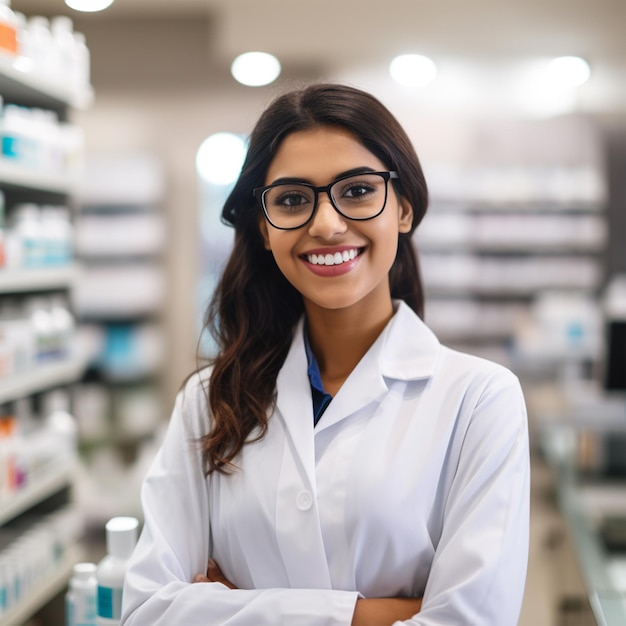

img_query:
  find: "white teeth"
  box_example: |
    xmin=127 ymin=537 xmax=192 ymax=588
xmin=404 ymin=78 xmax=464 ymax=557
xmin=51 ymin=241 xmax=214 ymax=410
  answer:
xmin=307 ymin=249 xmax=359 ymax=266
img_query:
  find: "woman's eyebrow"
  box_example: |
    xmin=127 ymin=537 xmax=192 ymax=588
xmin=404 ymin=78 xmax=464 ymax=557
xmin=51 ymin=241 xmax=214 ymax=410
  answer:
xmin=268 ymin=166 xmax=378 ymax=187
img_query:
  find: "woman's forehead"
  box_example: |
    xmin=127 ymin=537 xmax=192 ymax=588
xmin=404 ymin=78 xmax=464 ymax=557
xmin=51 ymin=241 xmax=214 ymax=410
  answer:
xmin=266 ymin=126 xmax=385 ymax=185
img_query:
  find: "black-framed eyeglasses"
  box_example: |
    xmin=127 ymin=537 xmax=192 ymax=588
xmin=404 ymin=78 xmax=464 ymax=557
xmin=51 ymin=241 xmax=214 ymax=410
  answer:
xmin=253 ymin=170 xmax=398 ymax=230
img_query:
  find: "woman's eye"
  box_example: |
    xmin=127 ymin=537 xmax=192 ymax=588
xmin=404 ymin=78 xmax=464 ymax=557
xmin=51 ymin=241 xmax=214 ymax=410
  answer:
xmin=278 ymin=193 xmax=307 ymax=206
xmin=343 ymin=184 xmax=374 ymax=199
xmin=273 ymin=190 xmax=312 ymax=211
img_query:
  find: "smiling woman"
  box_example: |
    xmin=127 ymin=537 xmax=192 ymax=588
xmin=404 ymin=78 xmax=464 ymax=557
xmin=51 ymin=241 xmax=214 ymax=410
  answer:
xmin=120 ymin=83 xmax=530 ymax=626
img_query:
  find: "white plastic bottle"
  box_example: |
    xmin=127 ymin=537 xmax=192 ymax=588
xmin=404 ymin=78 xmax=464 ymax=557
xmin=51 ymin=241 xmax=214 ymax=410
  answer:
xmin=73 ymin=32 xmax=90 ymax=95
xmin=66 ymin=562 xmax=97 ymax=626
xmin=51 ymin=15 xmax=75 ymax=81
xmin=96 ymin=517 xmax=138 ymax=626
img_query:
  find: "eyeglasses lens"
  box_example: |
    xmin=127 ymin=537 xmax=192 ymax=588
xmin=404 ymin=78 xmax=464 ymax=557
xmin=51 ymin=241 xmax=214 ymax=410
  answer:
xmin=263 ymin=173 xmax=388 ymax=229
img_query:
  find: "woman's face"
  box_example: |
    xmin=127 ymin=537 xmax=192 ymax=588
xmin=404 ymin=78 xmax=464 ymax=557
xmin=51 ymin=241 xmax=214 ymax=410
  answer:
xmin=258 ymin=125 xmax=413 ymax=320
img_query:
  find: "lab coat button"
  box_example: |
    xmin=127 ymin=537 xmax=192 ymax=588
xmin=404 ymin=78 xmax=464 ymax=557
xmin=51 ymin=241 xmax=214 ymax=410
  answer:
xmin=296 ymin=490 xmax=313 ymax=511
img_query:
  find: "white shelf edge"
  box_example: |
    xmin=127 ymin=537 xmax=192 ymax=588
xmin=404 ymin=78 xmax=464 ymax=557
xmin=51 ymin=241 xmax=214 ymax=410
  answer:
xmin=0 ymin=544 xmax=83 ymax=626
xmin=424 ymin=285 xmax=601 ymax=297
xmin=428 ymin=200 xmax=606 ymax=213
xmin=0 ymin=356 xmax=88 ymax=404
xmin=0 ymin=159 xmax=79 ymax=193
xmin=418 ymin=242 xmax=607 ymax=254
xmin=0 ymin=264 xmax=80 ymax=294
xmin=0 ymin=55 xmax=93 ymax=110
xmin=0 ymin=463 xmax=74 ymax=525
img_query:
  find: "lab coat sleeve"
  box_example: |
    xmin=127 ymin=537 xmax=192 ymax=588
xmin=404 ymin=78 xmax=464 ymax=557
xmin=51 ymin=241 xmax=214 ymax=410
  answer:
xmin=398 ymin=368 xmax=530 ymax=626
xmin=121 ymin=376 xmax=359 ymax=626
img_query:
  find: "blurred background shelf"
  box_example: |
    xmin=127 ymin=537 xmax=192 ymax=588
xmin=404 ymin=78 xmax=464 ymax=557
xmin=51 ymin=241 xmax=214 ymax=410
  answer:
xmin=0 ymin=54 xmax=93 ymax=111
xmin=0 ymin=356 xmax=87 ymax=404
xmin=0 ymin=264 xmax=80 ymax=294
xmin=0 ymin=544 xmax=83 ymax=626
xmin=0 ymin=463 xmax=74 ymax=525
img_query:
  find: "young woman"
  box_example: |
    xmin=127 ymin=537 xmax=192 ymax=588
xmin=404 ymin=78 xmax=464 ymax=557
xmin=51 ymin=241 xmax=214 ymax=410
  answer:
xmin=121 ymin=84 xmax=530 ymax=626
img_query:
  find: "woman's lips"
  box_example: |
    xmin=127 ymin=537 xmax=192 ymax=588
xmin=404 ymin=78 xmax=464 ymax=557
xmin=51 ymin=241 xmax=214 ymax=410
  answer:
xmin=301 ymin=247 xmax=363 ymax=276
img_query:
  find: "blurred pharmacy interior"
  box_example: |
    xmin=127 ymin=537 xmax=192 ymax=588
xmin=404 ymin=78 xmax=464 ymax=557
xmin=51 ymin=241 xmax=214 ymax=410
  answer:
xmin=0 ymin=0 xmax=625 ymax=624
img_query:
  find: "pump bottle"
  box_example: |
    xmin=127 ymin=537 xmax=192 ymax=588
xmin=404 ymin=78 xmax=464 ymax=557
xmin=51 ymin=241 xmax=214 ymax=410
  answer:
xmin=96 ymin=516 xmax=138 ymax=626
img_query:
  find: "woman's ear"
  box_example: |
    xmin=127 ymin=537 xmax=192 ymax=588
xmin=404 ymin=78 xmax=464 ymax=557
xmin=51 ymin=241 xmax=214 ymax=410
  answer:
xmin=397 ymin=197 xmax=414 ymax=234
xmin=259 ymin=216 xmax=272 ymax=250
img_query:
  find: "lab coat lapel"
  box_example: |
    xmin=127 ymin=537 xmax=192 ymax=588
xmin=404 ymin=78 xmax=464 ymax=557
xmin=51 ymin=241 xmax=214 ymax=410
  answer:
xmin=274 ymin=322 xmax=333 ymax=588
xmin=275 ymin=321 xmax=316 ymax=486
xmin=314 ymin=346 xmax=388 ymax=433
xmin=315 ymin=301 xmax=440 ymax=433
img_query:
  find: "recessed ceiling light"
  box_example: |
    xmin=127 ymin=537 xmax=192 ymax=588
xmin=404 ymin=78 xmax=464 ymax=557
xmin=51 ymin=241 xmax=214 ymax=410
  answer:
xmin=196 ymin=133 xmax=246 ymax=186
xmin=389 ymin=54 xmax=437 ymax=87
xmin=65 ymin=0 xmax=115 ymax=11
xmin=231 ymin=52 xmax=281 ymax=87
xmin=544 ymin=56 xmax=591 ymax=87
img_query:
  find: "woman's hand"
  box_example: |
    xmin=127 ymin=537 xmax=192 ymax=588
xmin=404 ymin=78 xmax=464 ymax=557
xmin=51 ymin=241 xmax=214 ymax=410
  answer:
xmin=351 ymin=597 xmax=422 ymax=626
xmin=193 ymin=559 xmax=237 ymax=589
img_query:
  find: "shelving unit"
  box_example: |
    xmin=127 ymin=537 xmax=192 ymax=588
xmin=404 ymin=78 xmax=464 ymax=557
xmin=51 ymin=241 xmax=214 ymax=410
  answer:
xmin=0 ymin=356 xmax=86 ymax=405
xmin=71 ymin=153 xmax=166 ymax=526
xmin=0 ymin=263 xmax=80 ymax=294
xmin=0 ymin=464 xmax=74 ymax=526
xmin=0 ymin=544 xmax=83 ymax=626
xmin=0 ymin=43 xmax=92 ymax=626
xmin=0 ymin=160 xmax=79 ymax=194
xmin=0 ymin=56 xmax=93 ymax=111
xmin=416 ymin=116 xmax=608 ymax=364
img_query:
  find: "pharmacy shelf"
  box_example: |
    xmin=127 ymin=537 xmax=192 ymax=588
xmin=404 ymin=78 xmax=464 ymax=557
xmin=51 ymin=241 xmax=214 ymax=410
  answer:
xmin=424 ymin=285 xmax=599 ymax=298
xmin=0 ymin=264 xmax=80 ymax=294
xmin=0 ymin=463 xmax=74 ymax=526
xmin=0 ymin=543 xmax=83 ymax=626
xmin=0 ymin=55 xmax=93 ymax=111
xmin=0 ymin=356 xmax=87 ymax=404
xmin=428 ymin=201 xmax=605 ymax=214
xmin=0 ymin=159 xmax=79 ymax=194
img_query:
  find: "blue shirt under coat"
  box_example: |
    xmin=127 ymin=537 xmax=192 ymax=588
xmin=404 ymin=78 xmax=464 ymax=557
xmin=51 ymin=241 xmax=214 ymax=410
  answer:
xmin=303 ymin=328 xmax=333 ymax=426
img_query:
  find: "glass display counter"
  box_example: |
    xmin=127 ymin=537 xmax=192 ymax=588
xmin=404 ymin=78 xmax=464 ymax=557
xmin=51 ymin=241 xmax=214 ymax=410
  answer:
xmin=541 ymin=396 xmax=626 ymax=626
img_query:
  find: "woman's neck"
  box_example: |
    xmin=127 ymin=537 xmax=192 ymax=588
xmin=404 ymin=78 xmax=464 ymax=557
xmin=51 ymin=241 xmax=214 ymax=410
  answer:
xmin=304 ymin=299 xmax=394 ymax=396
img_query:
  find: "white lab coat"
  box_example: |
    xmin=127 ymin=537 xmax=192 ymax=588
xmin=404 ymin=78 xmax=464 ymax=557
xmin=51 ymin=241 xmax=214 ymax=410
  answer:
xmin=121 ymin=301 xmax=530 ymax=626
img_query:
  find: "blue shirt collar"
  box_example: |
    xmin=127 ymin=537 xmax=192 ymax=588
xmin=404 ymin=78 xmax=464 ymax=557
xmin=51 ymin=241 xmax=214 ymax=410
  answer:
xmin=303 ymin=325 xmax=333 ymax=425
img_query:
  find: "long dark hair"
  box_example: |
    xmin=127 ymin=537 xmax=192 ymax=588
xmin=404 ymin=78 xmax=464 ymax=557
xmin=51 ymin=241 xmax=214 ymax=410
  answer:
xmin=200 ymin=83 xmax=429 ymax=474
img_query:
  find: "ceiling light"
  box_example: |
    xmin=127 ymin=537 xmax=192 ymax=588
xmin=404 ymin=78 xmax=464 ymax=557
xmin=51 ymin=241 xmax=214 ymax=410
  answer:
xmin=389 ymin=54 xmax=437 ymax=87
xmin=65 ymin=0 xmax=115 ymax=11
xmin=196 ymin=133 xmax=246 ymax=186
xmin=231 ymin=52 xmax=281 ymax=87
xmin=544 ymin=56 xmax=591 ymax=87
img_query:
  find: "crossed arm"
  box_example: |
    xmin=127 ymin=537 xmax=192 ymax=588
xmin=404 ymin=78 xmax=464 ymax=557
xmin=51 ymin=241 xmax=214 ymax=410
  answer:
xmin=194 ymin=559 xmax=423 ymax=626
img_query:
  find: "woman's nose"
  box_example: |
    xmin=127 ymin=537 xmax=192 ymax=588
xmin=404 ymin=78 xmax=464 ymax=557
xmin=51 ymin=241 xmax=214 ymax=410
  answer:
xmin=307 ymin=195 xmax=347 ymax=238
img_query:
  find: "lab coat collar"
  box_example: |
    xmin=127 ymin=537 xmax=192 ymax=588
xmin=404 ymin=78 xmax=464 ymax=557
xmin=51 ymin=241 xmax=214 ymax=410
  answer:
xmin=275 ymin=300 xmax=440 ymax=442
xmin=380 ymin=300 xmax=441 ymax=381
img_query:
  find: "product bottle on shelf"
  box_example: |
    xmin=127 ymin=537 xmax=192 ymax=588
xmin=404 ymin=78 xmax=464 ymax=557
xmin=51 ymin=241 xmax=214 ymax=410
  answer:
xmin=66 ymin=562 xmax=98 ymax=626
xmin=26 ymin=15 xmax=54 ymax=78
xmin=51 ymin=15 xmax=75 ymax=81
xmin=12 ymin=203 xmax=43 ymax=268
xmin=0 ymin=0 xmax=18 ymax=58
xmin=96 ymin=516 xmax=139 ymax=626
xmin=73 ymin=32 xmax=90 ymax=95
